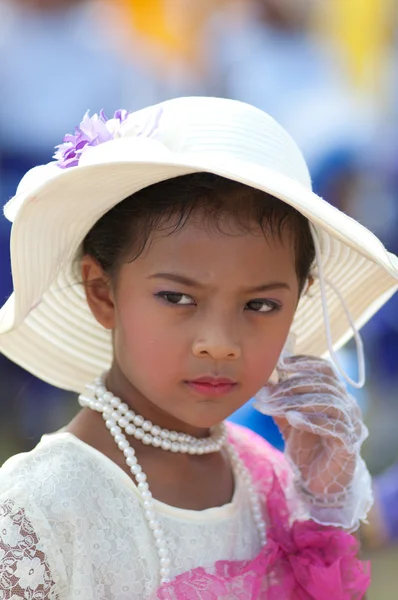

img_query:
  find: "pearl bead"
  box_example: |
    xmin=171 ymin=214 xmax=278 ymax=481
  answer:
xmin=188 ymin=446 xmax=196 ymax=455
xmin=160 ymin=557 xmax=170 ymax=567
xmin=155 ymin=537 xmax=166 ymax=548
xmin=110 ymin=426 xmax=121 ymax=436
xmin=123 ymin=447 xmax=135 ymax=457
xmin=161 ymin=440 xmax=171 ymax=451
xmin=169 ymin=431 xmax=178 ymax=442
xmin=160 ymin=567 xmax=170 ymax=577
xmin=134 ymin=429 xmax=145 ymax=440
xmin=125 ymin=424 xmax=136 ymax=436
xmin=141 ymin=490 xmax=153 ymax=510
xmin=170 ymin=442 xmax=180 ymax=453
xmin=160 ymin=430 xmax=169 ymax=439
xmin=153 ymin=529 xmax=164 ymax=539
xmin=126 ymin=456 xmax=137 ymax=467
xmin=105 ymin=419 xmax=116 ymax=429
xmin=110 ymin=397 xmax=120 ymax=408
xmin=151 ymin=425 xmax=161 ymax=437
xmin=138 ymin=482 xmax=149 ymax=492
xmin=118 ymin=440 xmax=129 ymax=451
xmin=119 ymin=402 xmax=129 ymax=413
xmin=114 ymin=433 xmax=125 ymax=444
xmin=148 ymin=519 xmax=159 ymax=530
xmin=141 ymin=490 xmax=152 ymax=500
xmin=145 ymin=510 xmax=155 ymax=521
xmin=142 ymin=420 xmax=152 ymax=432
xmin=158 ymin=548 xmax=168 ymax=558
xmin=133 ymin=415 xmax=144 ymax=427
xmin=142 ymin=434 xmax=152 ymax=445
xmin=152 ymin=437 xmax=162 ymax=448
xmin=177 ymin=433 xmax=186 ymax=443
xmin=102 ymin=391 xmax=113 ymax=402
xmin=131 ymin=464 xmax=142 ymax=475
xmin=136 ymin=472 xmax=147 ymax=483
xmin=179 ymin=443 xmax=188 ymax=453
xmin=118 ymin=417 xmax=129 ymax=428
xmin=111 ymin=411 xmax=121 ymax=421
xmin=125 ymin=410 xmax=135 ymax=420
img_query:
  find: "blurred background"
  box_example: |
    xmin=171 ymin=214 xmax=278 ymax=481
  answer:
xmin=0 ymin=0 xmax=397 ymax=597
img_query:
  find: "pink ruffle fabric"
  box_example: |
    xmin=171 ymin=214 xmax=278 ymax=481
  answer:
xmin=157 ymin=424 xmax=370 ymax=600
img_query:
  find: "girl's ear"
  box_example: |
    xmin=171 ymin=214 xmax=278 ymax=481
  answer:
xmin=301 ymin=275 xmax=315 ymax=296
xmin=81 ymin=255 xmax=115 ymax=330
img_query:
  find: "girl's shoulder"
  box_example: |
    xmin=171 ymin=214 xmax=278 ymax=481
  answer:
xmin=1 ymin=431 xmax=96 ymax=485
xmin=0 ymin=432 xmax=134 ymax=518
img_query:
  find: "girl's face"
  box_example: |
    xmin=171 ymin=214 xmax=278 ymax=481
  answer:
xmin=84 ymin=217 xmax=300 ymax=433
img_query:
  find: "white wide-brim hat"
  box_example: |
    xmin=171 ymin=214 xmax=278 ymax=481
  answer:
xmin=1 ymin=97 xmax=397 ymax=393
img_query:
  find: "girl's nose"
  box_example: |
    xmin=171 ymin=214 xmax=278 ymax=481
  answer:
xmin=192 ymin=329 xmax=241 ymax=361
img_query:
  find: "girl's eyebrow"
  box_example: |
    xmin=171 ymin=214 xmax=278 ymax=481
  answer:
xmin=148 ymin=272 xmax=291 ymax=292
xmin=148 ymin=273 xmax=206 ymax=288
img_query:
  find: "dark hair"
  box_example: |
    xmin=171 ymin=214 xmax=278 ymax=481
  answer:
xmin=82 ymin=173 xmax=315 ymax=292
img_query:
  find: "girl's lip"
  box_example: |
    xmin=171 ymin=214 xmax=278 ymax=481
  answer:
xmin=185 ymin=378 xmax=238 ymax=397
xmin=189 ymin=376 xmax=237 ymax=385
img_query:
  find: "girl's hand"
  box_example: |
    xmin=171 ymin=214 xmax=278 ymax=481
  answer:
xmin=254 ymin=355 xmax=372 ymax=530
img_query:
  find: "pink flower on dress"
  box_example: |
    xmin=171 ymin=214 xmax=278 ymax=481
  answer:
xmin=156 ymin=424 xmax=370 ymax=600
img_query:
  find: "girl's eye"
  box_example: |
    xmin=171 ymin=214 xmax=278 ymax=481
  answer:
xmin=155 ymin=292 xmax=196 ymax=306
xmin=246 ymin=299 xmax=281 ymax=313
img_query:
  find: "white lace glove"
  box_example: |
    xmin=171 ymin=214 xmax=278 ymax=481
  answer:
xmin=254 ymin=355 xmax=373 ymax=531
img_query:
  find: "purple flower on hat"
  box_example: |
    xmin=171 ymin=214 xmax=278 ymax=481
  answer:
xmin=53 ymin=107 xmax=162 ymax=169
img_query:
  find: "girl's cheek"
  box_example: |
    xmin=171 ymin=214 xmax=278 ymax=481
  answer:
xmin=246 ymin=348 xmax=281 ymax=383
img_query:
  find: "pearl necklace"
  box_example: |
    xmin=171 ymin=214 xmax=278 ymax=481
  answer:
xmin=80 ymin=376 xmax=227 ymax=455
xmin=78 ymin=377 xmax=267 ymax=586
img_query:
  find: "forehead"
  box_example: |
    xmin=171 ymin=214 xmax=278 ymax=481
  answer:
xmin=125 ymin=218 xmax=298 ymax=287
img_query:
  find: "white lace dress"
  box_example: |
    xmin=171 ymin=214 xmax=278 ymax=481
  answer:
xmin=0 ymin=431 xmax=262 ymax=599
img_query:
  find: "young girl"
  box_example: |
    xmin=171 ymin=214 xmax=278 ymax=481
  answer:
xmin=0 ymin=97 xmax=397 ymax=599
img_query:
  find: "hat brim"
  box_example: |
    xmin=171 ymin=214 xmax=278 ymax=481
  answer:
xmin=1 ymin=144 xmax=397 ymax=392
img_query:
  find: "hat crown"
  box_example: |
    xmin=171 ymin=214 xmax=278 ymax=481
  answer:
xmin=7 ymin=97 xmax=312 ymax=225
xmin=133 ymin=97 xmax=312 ymax=189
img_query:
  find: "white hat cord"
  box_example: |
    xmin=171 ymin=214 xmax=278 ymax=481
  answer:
xmin=78 ymin=375 xmax=267 ymax=585
xmin=310 ymin=223 xmax=366 ymax=389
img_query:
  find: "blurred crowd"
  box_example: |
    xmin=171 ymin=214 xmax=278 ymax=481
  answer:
xmin=0 ymin=0 xmax=398 ymax=578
